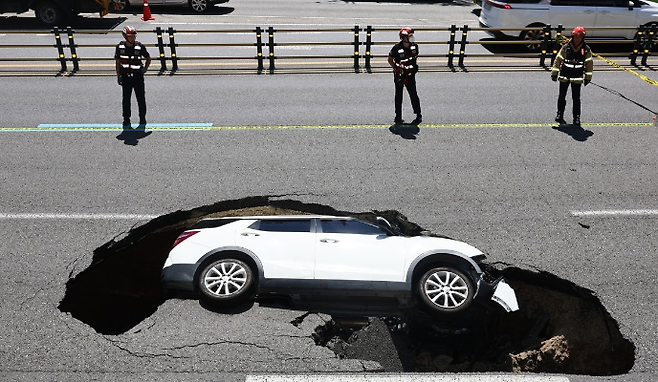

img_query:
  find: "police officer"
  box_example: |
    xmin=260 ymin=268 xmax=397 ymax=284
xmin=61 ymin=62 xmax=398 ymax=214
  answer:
xmin=115 ymin=25 xmax=151 ymax=128
xmin=551 ymin=26 xmax=593 ymax=127
xmin=388 ymin=27 xmax=422 ymax=126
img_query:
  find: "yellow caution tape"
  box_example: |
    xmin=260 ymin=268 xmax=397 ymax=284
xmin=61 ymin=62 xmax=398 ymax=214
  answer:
xmin=555 ymin=33 xmax=658 ymax=87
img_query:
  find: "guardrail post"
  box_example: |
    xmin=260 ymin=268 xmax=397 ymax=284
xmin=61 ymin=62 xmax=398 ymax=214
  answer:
xmin=631 ymin=26 xmax=642 ymax=65
xmin=267 ymin=26 xmax=276 ymax=73
xmin=255 ymin=26 xmax=264 ymax=74
xmin=550 ymin=25 xmax=564 ymax=67
xmin=167 ymin=27 xmax=178 ymax=72
xmin=353 ymin=25 xmax=360 ymax=72
xmin=364 ymin=25 xmax=373 ymax=72
xmin=447 ymin=24 xmax=457 ymax=69
xmin=51 ymin=27 xmax=67 ymax=73
xmin=154 ymin=27 xmax=167 ymax=71
xmin=458 ymin=24 xmax=468 ymax=68
xmin=539 ymin=24 xmax=551 ymax=67
xmin=66 ymin=27 xmax=79 ymax=72
xmin=642 ymin=24 xmax=654 ymax=66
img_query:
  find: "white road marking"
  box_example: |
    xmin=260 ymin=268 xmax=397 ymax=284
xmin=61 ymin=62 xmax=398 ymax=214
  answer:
xmin=571 ymin=209 xmax=658 ymax=217
xmin=0 ymin=213 xmax=159 ymax=220
xmin=245 ymin=375 xmax=570 ymax=382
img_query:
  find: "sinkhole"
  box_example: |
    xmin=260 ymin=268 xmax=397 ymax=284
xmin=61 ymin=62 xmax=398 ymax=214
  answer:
xmin=58 ymin=196 xmax=634 ymax=375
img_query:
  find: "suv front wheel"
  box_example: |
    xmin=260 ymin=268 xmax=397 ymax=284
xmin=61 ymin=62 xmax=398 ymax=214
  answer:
xmin=418 ymin=266 xmax=475 ymax=314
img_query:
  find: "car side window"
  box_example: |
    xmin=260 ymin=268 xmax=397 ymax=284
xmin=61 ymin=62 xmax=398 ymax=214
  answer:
xmin=252 ymin=219 xmax=312 ymax=233
xmin=321 ymin=219 xmax=387 ymax=235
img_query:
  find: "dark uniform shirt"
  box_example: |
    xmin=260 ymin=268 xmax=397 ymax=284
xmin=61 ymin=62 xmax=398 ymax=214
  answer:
xmin=388 ymin=41 xmax=419 ymax=73
xmin=551 ymin=41 xmax=593 ymax=84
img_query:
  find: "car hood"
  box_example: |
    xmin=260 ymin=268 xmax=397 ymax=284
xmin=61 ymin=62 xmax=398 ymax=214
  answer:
xmin=406 ymin=235 xmax=485 ymax=258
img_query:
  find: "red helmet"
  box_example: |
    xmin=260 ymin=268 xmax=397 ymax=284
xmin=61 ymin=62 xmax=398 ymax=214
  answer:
xmin=122 ymin=25 xmax=137 ymax=36
xmin=571 ymin=26 xmax=586 ymax=37
xmin=399 ymin=27 xmax=414 ymax=39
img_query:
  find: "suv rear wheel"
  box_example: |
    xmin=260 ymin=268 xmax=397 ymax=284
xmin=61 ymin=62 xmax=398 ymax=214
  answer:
xmin=198 ymin=258 xmax=254 ymax=305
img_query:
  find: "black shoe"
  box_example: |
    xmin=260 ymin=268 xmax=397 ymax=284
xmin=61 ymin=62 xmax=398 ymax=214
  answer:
xmin=412 ymin=114 xmax=422 ymax=125
xmin=394 ymin=117 xmax=404 ymax=125
xmin=573 ymin=116 xmax=581 ymax=127
xmin=555 ymin=112 xmax=566 ymax=125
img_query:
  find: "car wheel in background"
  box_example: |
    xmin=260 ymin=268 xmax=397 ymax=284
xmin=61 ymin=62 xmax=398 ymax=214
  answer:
xmin=34 ymin=1 xmax=65 ymax=26
xmin=198 ymin=258 xmax=254 ymax=305
xmin=520 ymin=24 xmax=545 ymax=52
xmin=189 ymin=0 xmax=208 ymax=12
xmin=110 ymin=0 xmax=129 ymax=12
xmin=418 ymin=266 xmax=474 ymax=314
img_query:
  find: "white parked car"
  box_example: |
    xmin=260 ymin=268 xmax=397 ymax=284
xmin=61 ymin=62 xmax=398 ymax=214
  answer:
xmin=479 ymin=0 xmax=658 ymax=51
xmin=161 ymin=215 xmax=519 ymax=316
xmin=110 ymin=0 xmax=217 ymax=12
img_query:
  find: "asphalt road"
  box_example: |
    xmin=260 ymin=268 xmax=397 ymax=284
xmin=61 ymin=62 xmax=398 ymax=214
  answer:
xmin=1 ymin=1 xmax=658 ymax=381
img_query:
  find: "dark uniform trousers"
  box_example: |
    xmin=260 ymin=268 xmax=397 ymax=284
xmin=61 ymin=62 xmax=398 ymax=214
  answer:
xmin=122 ymin=72 xmax=146 ymax=125
xmin=557 ymin=81 xmax=581 ymax=120
xmin=395 ymin=75 xmax=421 ymax=119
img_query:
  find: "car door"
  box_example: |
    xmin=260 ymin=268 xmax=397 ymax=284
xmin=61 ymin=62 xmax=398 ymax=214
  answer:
xmin=594 ymin=0 xmax=639 ymax=39
xmin=314 ymin=219 xmax=407 ymax=282
xmin=549 ymin=0 xmax=598 ymax=35
xmin=234 ymin=219 xmax=316 ymax=279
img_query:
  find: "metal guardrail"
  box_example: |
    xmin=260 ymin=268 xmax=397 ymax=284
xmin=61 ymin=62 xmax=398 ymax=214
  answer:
xmin=0 ymin=24 xmax=655 ymax=75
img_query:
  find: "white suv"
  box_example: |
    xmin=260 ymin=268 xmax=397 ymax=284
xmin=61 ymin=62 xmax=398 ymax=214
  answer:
xmin=161 ymin=215 xmax=519 ymax=316
xmin=479 ymin=0 xmax=658 ymax=51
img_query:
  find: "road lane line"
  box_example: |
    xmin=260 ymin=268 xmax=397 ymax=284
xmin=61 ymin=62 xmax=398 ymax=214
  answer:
xmin=0 ymin=122 xmax=652 ymax=132
xmin=245 ymin=375 xmax=570 ymax=382
xmin=0 ymin=213 xmax=159 ymax=220
xmin=571 ymin=209 xmax=658 ymax=217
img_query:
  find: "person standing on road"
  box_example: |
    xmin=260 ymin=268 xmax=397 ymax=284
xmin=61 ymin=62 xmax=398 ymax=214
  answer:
xmin=115 ymin=25 xmax=151 ymax=129
xmin=388 ymin=27 xmax=422 ymax=126
xmin=551 ymin=26 xmax=593 ymax=127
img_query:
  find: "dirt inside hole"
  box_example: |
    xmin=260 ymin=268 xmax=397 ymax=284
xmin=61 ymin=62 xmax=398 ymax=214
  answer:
xmin=58 ymin=196 xmax=634 ymax=375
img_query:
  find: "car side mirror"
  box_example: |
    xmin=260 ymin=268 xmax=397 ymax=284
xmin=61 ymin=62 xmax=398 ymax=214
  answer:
xmin=376 ymin=216 xmax=392 ymax=229
xmin=628 ymin=1 xmax=634 ymax=10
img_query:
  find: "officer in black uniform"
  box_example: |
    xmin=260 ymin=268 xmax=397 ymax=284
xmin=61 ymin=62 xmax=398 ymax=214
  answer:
xmin=388 ymin=27 xmax=422 ymax=126
xmin=551 ymin=26 xmax=593 ymax=127
xmin=115 ymin=25 xmax=151 ymax=129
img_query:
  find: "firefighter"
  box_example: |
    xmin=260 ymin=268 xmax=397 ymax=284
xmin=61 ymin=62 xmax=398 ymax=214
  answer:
xmin=115 ymin=25 xmax=151 ymax=128
xmin=388 ymin=27 xmax=422 ymax=126
xmin=551 ymin=26 xmax=593 ymax=127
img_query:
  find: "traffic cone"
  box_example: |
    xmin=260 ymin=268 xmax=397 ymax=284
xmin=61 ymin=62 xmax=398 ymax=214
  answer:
xmin=141 ymin=0 xmax=154 ymax=21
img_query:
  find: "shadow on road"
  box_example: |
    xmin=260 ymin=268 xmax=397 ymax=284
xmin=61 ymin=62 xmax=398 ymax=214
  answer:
xmin=116 ymin=126 xmax=153 ymax=146
xmin=552 ymin=123 xmax=594 ymax=141
xmin=0 ymin=14 xmax=127 ymax=31
xmin=389 ymin=124 xmax=420 ymax=140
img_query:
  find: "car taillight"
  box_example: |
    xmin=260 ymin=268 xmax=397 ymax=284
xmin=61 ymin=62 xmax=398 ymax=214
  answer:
xmin=172 ymin=230 xmax=200 ymax=248
xmin=485 ymin=0 xmax=512 ymax=9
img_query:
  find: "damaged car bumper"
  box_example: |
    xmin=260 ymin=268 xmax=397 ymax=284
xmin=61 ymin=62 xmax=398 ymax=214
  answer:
xmin=476 ymin=276 xmax=519 ymax=312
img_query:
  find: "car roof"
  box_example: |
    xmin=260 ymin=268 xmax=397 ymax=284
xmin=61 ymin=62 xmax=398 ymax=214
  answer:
xmin=202 ymin=215 xmax=354 ymax=221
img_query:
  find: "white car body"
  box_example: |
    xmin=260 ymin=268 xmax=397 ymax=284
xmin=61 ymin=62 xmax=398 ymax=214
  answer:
xmin=479 ymin=0 xmax=658 ymax=45
xmin=161 ymin=215 xmax=519 ymax=315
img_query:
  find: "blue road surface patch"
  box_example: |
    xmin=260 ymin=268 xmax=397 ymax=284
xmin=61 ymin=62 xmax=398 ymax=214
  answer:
xmin=32 ymin=123 xmax=214 ymax=131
